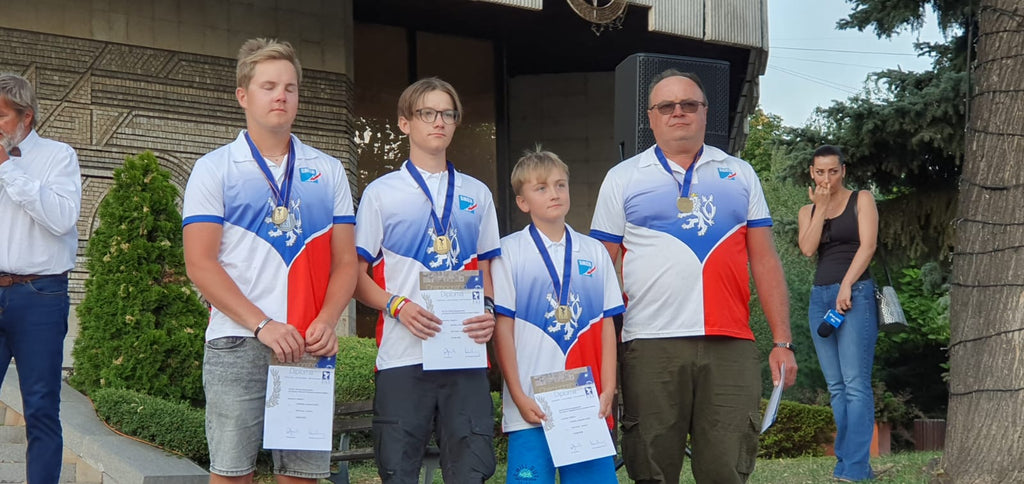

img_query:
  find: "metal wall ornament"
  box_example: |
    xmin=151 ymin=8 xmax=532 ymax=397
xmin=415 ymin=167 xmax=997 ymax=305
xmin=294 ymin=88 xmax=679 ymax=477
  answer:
xmin=567 ymin=0 xmax=628 ymax=35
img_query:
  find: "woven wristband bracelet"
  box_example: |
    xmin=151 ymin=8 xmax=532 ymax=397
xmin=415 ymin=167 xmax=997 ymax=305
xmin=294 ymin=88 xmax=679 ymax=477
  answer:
xmin=389 ymin=296 xmax=408 ymax=318
xmin=385 ymin=294 xmax=398 ymax=315
xmin=394 ymin=298 xmax=410 ymax=318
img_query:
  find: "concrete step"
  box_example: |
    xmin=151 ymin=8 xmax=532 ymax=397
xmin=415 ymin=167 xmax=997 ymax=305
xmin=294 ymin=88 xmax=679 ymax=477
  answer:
xmin=0 ymin=443 xmax=27 ymax=463
xmin=0 ymin=428 xmax=24 ymax=445
xmin=0 ymin=461 xmax=77 ymax=482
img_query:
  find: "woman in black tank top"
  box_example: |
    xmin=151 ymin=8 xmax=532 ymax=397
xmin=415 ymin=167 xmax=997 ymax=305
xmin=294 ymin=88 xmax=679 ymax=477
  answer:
xmin=797 ymin=145 xmax=881 ymax=482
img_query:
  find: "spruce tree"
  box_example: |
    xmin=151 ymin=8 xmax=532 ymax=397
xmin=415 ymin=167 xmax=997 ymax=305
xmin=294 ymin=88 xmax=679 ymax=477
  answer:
xmin=71 ymin=151 xmax=207 ymax=404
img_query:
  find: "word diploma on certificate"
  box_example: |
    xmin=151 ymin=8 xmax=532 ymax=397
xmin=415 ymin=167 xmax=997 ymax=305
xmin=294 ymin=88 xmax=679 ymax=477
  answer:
xmin=264 ymin=354 xmax=336 ymax=451
xmin=531 ymin=367 xmax=616 ymax=467
xmin=419 ymin=270 xmax=487 ymax=370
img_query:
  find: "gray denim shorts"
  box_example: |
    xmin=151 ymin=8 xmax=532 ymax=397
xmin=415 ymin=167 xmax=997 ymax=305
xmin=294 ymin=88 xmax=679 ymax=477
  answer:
xmin=204 ymin=336 xmax=330 ymax=478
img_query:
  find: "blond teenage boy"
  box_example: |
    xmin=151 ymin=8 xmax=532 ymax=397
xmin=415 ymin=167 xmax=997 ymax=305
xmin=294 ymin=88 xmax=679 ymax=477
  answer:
xmin=492 ymin=148 xmax=623 ymax=484
xmin=353 ymin=77 xmax=499 ymax=483
xmin=183 ymin=38 xmax=358 ymax=483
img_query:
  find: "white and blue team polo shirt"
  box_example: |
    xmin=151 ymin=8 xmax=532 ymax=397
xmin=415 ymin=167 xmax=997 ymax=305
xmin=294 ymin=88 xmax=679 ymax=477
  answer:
xmin=491 ymin=225 xmax=624 ymax=432
xmin=590 ymin=143 xmax=772 ymax=342
xmin=355 ymin=160 xmax=501 ymax=371
xmin=182 ymin=131 xmax=355 ymax=341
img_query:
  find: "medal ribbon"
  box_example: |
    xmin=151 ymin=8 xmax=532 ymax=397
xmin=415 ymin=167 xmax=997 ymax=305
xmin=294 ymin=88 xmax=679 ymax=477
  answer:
xmin=405 ymin=160 xmax=456 ymax=240
xmin=654 ymin=145 xmax=704 ymax=199
xmin=528 ymin=224 xmax=573 ymax=308
xmin=245 ymin=131 xmax=296 ymax=210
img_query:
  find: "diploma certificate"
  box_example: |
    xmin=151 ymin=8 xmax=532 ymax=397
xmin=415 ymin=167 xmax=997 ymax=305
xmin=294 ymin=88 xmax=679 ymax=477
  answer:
xmin=263 ymin=354 xmax=336 ymax=451
xmin=419 ymin=270 xmax=487 ymax=370
xmin=531 ymin=367 xmax=616 ymax=467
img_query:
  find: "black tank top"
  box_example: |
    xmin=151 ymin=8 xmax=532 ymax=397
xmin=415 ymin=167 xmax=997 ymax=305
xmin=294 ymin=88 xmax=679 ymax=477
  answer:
xmin=813 ymin=191 xmax=871 ymax=286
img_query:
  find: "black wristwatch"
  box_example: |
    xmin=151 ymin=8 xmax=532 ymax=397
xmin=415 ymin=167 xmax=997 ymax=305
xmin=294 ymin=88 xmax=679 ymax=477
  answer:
xmin=774 ymin=342 xmax=795 ymax=354
xmin=483 ymin=296 xmax=495 ymax=315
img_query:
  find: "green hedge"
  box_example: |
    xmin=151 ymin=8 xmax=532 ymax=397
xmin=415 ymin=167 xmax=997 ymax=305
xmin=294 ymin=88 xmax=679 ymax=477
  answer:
xmin=335 ymin=336 xmax=378 ymax=402
xmin=758 ymin=399 xmax=836 ymax=458
xmin=492 ymin=391 xmax=508 ymax=462
xmin=91 ymin=387 xmax=208 ymax=465
xmin=90 ymin=336 xmax=835 ymax=466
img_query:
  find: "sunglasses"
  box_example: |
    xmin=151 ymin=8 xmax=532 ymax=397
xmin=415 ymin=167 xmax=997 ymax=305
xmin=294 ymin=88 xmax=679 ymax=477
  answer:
xmin=414 ymin=108 xmax=460 ymax=125
xmin=648 ymin=100 xmax=707 ymax=115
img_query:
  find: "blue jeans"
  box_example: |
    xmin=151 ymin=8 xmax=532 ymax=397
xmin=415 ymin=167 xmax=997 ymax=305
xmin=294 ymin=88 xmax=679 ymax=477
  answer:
xmin=0 ymin=274 xmax=70 ymax=484
xmin=809 ymin=279 xmax=878 ymax=481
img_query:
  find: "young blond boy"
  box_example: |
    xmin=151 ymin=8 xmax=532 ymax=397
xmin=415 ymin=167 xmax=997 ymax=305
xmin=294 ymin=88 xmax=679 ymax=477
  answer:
xmin=353 ymin=77 xmax=499 ymax=483
xmin=492 ymin=148 xmax=623 ymax=483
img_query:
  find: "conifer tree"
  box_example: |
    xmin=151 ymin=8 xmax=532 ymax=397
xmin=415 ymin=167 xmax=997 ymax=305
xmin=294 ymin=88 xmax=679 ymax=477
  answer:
xmin=71 ymin=151 xmax=207 ymax=404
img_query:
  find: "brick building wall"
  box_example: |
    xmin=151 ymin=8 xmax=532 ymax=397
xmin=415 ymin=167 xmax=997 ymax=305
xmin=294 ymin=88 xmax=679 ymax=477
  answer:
xmin=508 ymin=72 xmax=617 ymax=232
xmin=0 ymin=27 xmax=356 ymax=303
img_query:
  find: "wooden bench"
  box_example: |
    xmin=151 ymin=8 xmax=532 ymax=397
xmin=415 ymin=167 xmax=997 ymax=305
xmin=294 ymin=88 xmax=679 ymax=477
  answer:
xmin=328 ymin=399 xmax=440 ymax=484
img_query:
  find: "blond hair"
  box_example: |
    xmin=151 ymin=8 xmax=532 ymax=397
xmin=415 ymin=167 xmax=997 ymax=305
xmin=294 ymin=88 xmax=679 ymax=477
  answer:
xmin=510 ymin=146 xmax=569 ymax=196
xmin=397 ymin=77 xmax=463 ymax=124
xmin=236 ymin=38 xmax=302 ymax=89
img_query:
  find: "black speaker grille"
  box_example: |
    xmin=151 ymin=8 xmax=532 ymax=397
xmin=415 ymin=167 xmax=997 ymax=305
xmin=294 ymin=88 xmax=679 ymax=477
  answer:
xmin=615 ymin=53 xmax=730 ymax=159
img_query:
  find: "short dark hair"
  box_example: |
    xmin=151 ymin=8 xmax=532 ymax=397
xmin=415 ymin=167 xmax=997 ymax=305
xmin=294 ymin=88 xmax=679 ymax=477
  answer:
xmin=647 ymin=69 xmax=707 ymax=105
xmin=811 ymin=145 xmax=845 ymax=165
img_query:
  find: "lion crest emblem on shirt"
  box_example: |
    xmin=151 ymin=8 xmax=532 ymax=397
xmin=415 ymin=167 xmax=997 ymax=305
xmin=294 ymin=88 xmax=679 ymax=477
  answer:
xmin=678 ymin=193 xmax=716 ymax=236
xmin=265 ymin=198 xmax=303 ymax=246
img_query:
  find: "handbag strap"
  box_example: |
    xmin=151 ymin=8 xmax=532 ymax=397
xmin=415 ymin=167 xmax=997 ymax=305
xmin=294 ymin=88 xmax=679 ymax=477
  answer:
xmin=877 ymin=239 xmax=896 ymax=287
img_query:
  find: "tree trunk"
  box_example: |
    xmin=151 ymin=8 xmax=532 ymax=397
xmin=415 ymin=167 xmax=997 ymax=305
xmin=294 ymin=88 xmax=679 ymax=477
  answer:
xmin=943 ymin=2 xmax=1024 ymax=483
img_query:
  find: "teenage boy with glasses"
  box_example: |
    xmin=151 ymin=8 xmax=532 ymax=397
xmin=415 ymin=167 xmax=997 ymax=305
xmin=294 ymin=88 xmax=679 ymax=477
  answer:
xmin=354 ymin=77 xmax=500 ymax=483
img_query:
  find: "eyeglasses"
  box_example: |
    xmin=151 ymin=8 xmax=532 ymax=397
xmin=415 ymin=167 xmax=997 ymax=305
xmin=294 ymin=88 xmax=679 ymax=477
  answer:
xmin=648 ymin=100 xmax=707 ymax=115
xmin=414 ymin=108 xmax=461 ymax=125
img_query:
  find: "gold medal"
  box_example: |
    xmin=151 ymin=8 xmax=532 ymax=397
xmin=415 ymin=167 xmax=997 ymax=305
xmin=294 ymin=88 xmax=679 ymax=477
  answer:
xmin=677 ymin=196 xmax=693 ymax=213
xmin=272 ymin=206 xmax=289 ymax=225
xmin=555 ymin=305 xmax=572 ymax=323
xmin=433 ymin=235 xmax=451 ymax=255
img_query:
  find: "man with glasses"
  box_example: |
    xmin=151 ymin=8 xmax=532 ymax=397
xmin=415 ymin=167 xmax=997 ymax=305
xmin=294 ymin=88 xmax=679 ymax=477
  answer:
xmin=354 ymin=77 xmax=499 ymax=483
xmin=0 ymin=73 xmax=82 ymax=484
xmin=590 ymin=69 xmax=797 ymax=483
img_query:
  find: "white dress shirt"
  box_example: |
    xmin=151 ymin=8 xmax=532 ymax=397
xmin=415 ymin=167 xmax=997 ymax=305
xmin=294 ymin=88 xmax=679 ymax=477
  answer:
xmin=0 ymin=130 xmax=82 ymax=275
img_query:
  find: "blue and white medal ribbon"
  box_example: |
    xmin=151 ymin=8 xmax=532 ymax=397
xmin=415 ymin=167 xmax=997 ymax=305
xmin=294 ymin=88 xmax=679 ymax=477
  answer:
xmin=245 ymin=132 xmax=296 ymax=226
xmin=529 ymin=224 xmax=573 ymax=323
xmin=654 ymin=145 xmax=703 ymax=213
xmin=405 ymin=161 xmax=456 ymax=255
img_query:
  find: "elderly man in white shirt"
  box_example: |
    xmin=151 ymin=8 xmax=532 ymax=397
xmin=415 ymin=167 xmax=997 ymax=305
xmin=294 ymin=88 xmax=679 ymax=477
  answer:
xmin=0 ymin=73 xmax=82 ymax=484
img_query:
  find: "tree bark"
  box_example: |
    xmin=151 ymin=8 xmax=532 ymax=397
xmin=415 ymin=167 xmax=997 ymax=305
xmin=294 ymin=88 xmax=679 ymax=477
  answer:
xmin=944 ymin=1 xmax=1024 ymax=483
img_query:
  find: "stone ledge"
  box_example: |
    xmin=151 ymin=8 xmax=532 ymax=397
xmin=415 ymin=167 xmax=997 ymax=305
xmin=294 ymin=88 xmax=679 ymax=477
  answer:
xmin=0 ymin=364 xmax=208 ymax=484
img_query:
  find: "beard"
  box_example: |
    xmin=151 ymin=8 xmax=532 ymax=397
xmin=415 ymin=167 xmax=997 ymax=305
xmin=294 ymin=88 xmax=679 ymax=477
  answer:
xmin=0 ymin=121 xmax=26 ymax=153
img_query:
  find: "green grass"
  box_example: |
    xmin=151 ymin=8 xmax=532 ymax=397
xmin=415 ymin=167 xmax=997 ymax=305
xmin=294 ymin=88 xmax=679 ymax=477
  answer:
xmin=343 ymin=451 xmax=943 ymax=483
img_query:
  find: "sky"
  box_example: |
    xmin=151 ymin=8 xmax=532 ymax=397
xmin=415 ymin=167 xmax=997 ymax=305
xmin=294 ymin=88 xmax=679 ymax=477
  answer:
xmin=760 ymin=0 xmax=946 ymax=127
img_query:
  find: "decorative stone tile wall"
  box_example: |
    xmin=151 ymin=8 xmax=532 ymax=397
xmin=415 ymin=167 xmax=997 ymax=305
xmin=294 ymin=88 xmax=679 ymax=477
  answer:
xmin=1 ymin=27 xmax=356 ymax=303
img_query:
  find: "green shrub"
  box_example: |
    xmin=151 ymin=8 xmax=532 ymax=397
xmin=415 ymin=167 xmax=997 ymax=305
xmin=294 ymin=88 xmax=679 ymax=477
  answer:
xmin=71 ymin=151 xmax=207 ymax=404
xmin=758 ymin=399 xmax=836 ymax=458
xmin=874 ymin=261 xmax=950 ymax=418
xmin=492 ymin=391 xmax=508 ymax=462
xmin=92 ymin=387 xmax=208 ymax=465
xmin=750 ymin=177 xmax=825 ymax=403
xmin=335 ymin=336 xmax=378 ymax=402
